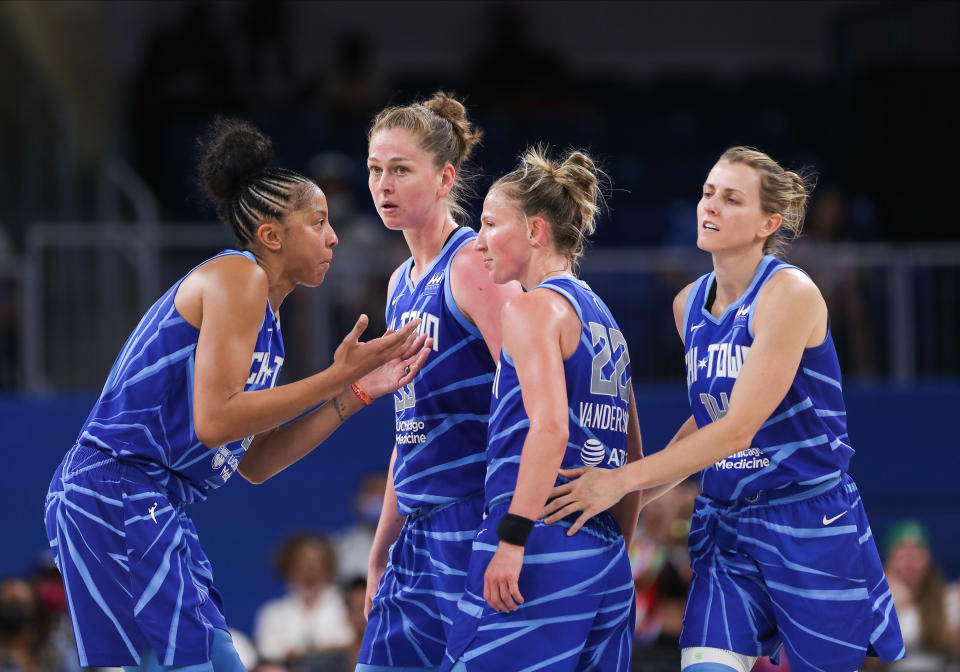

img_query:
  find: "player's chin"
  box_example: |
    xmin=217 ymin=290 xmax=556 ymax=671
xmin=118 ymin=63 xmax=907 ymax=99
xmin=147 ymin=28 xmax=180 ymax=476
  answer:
xmin=304 ymin=267 xmax=330 ymax=287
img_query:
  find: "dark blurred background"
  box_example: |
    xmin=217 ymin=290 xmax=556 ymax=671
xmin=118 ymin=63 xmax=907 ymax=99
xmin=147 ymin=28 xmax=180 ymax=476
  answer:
xmin=1 ymin=2 xmax=958 ymax=670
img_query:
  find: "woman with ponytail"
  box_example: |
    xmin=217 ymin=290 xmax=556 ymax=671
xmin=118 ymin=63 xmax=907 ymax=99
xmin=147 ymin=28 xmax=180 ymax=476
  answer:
xmin=43 ymin=119 xmax=429 ymax=672
xmin=441 ymin=147 xmax=642 ymax=671
xmin=358 ymin=92 xmax=521 ymax=671
xmin=543 ymin=147 xmax=906 ymax=672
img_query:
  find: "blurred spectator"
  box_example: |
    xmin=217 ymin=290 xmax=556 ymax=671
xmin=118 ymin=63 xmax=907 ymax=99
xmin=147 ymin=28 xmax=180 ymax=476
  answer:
xmin=630 ymin=479 xmax=698 ymax=671
xmin=28 ymin=552 xmax=79 ymax=672
xmin=342 ymin=578 xmax=367 ymax=671
xmin=0 ymin=576 xmax=73 ymax=672
xmin=308 ymin=151 xmax=402 ymax=337
xmin=466 ymin=4 xmax=578 ymax=113
xmin=229 ymin=628 xmax=258 ymax=671
xmin=333 ymin=472 xmax=388 ymax=583
xmin=875 ymin=520 xmax=960 ymax=671
xmin=254 ymin=534 xmax=353 ymax=672
xmin=325 ymin=34 xmax=387 ymax=117
xmin=791 ymin=188 xmax=877 ymax=375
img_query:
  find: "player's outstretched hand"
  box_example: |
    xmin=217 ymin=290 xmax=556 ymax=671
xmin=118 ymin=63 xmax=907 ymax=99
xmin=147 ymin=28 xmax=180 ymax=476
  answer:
xmin=333 ymin=315 xmax=421 ymax=383
xmin=356 ymin=333 xmax=433 ymax=399
xmin=540 ymin=466 xmax=626 ymax=536
xmin=484 ymin=541 xmax=525 ymax=613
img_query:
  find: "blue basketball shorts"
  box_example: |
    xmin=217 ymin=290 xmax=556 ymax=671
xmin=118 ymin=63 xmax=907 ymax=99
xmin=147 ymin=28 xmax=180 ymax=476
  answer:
xmin=441 ymin=504 xmax=635 ymax=672
xmin=680 ymin=473 xmax=905 ymax=672
xmin=358 ymin=494 xmax=485 ymax=669
xmin=44 ymin=444 xmax=228 ymax=667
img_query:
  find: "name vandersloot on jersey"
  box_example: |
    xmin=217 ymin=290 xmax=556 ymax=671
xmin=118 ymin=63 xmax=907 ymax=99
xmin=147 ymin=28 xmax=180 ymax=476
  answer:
xmin=578 ymin=401 xmax=629 ymax=434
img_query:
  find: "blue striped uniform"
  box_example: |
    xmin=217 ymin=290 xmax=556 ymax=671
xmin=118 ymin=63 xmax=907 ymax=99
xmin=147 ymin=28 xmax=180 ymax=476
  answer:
xmin=359 ymin=227 xmax=495 ymax=670
xmin=44 ymin=250 xmax=281 ymax=668
xmin=443 ymin=276 xmax=635 ymax=672
xmin=679 ymin=255 xmax=904 ymax=671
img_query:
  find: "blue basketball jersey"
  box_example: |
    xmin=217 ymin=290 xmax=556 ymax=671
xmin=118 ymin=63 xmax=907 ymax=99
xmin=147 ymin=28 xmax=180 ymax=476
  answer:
xmin=682 ymin=255 xmax=854 ymax=501
xmin=385 ymin=227 xmax=496 ymax=515
xmin=485 ymin=276 xmax=632 ymax=510
xmin=77 ymin=250 xmax=284 ymax=505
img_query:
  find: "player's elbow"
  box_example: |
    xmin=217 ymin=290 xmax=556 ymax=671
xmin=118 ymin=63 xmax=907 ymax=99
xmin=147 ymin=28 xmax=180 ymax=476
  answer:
xmin=528 ymin=419 xmax=569 ymax=453
xmin=718 ymin=418 xmax=755 ymax=457
xmin=194 ymin=415 xmax=232 ymax=451
xmin=237 ymin=463 xmax=268 ymax=485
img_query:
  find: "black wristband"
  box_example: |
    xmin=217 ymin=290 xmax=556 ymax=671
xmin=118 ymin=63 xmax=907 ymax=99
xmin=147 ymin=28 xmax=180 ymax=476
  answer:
xmin=496 ymin=513 xmax=535 ymax=547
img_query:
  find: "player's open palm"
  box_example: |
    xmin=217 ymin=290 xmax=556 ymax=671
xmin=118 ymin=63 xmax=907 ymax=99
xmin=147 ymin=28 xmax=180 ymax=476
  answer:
xmin=334 ymin=315 xmax=421 ymax=381
xmin=541 ymin=466 xmax=625 ymax=535
xmin=358 ymin=333 xmax=433 ymax=399
xmin=483 ymin=541 xmax=525 ymax=613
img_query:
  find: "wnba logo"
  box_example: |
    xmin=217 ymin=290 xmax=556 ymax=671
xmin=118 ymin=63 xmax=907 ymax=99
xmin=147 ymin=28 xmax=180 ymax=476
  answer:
xmin=580 ymin=439 xmax=606 ymax=466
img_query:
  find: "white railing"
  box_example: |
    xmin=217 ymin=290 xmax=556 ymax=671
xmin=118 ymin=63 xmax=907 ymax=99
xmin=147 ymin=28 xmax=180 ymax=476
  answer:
xmin=8 ymin=223 xmax=960 ymax=392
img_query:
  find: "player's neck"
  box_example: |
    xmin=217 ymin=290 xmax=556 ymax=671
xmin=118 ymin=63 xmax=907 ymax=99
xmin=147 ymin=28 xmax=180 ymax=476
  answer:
xmin=252 ymin=253 xmax=294 ymax=312
xmin=524 ymin=253 xmax=572 ymax=290
xmin=710 ymin=247 xmax=765 ymax=313
xmin=404 ymin=210 xmax=458 ymax=284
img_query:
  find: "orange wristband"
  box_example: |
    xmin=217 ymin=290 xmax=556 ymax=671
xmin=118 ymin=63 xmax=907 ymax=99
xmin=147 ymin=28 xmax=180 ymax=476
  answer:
xmin=350 ymin=382 xmax=373 ymax=405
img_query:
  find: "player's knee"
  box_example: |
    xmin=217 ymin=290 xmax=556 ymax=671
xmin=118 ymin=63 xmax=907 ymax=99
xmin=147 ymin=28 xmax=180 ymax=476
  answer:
xmin=681 ymin=647 xmax=757 ymax=672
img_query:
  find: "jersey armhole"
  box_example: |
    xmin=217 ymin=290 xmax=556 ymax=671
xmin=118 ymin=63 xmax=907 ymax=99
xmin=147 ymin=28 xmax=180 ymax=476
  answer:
xmin=682 ymin=275 xmax=708 ymax=339
xmin=385 ymin=259 xmax=414 ymax=325
xmin=443 ymin=238 xmax=484 ymax=338
xmin=537 ymin=281 xmax=586 ymax=362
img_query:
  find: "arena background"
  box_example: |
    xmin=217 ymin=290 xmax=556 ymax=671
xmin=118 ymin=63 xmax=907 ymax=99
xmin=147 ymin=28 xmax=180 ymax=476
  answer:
xmin=1 ymin=0 xmax=958 ymax=638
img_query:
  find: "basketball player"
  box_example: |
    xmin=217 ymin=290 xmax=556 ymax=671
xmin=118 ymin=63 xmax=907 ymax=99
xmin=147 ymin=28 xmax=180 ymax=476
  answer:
xmin=43 ymin=119 xmax=429 ymax=672
xmin=358 ymin=93 xmax=521 ymax=671
xmin=442 ymin=147 xmax=642 ymax=671
xmin=543 ymin=147 xmax=905 ymax=672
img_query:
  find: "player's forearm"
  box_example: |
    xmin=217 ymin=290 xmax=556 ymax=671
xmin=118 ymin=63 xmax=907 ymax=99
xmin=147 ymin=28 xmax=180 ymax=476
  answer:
xmin=508 ymin=424 xmax=569 ymax=520
xmin=624 ymin=416 xmax=751 ymax=493
xmin=237 ymin=389 xmax=365 ymax=484
xmin=369 ymin=448 xmax=405 ymax=570
xmin=633 ymin=415 xmax=699 ymax=505
xmin=195 ymin=364 xmax=355 ymax=447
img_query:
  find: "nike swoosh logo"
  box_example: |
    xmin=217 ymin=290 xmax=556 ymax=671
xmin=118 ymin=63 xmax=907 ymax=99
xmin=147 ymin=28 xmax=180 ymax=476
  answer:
xmin=822 ymin=511 xmax=847 ymax=525
xmin=691 ymin=322 xmax=706 ymax=332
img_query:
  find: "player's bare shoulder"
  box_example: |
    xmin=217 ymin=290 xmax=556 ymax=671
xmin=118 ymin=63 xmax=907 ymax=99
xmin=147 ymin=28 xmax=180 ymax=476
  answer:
xmin=757 ymin=267 xmax=828 ymax=346
xmin=176 ymin=253 xmax=267 ymax=327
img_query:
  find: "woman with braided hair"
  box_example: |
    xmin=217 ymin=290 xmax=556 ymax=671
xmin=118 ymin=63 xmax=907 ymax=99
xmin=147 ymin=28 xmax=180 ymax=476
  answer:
xmin=43 ymin=118 xmax=430 ymax=672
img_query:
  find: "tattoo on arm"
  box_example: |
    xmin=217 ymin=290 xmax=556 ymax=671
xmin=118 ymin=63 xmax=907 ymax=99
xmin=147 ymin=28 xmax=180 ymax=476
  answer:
xmin=333 ymin=396 xmax=348 ymax=423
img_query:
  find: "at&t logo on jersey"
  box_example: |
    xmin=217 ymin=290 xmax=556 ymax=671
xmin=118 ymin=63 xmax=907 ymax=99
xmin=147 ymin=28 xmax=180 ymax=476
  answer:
xmin=579 ymin=438 xmax=627 ymax=468
xmin=580 ymin=439 xmax=605 ymax=466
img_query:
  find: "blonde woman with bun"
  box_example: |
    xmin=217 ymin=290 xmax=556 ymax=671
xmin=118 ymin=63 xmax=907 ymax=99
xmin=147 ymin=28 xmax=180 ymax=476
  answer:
xmin=358 ymin=93 xmax=521 ymax=672
xmin=543 ymin=147 xmax=906 ymax=672
xmin=442 ymin=147 xmax=642 ymax=671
